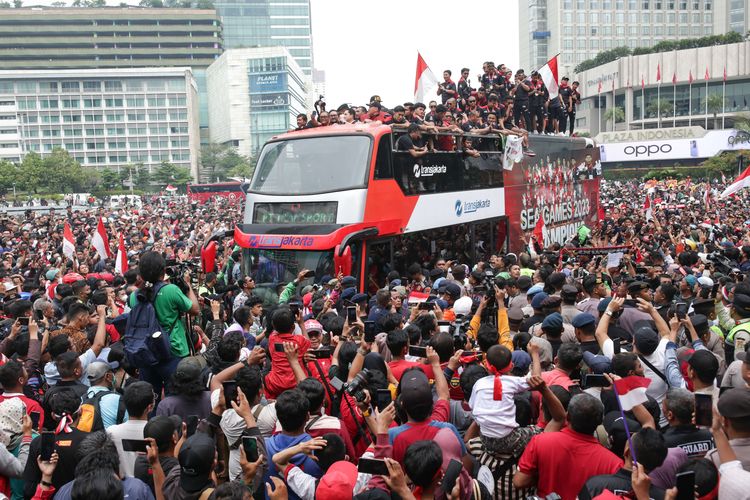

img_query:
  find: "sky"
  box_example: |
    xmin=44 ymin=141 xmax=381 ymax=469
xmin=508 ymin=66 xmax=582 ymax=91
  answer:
xmin=309 ymin=0 xmax=520 ymax=108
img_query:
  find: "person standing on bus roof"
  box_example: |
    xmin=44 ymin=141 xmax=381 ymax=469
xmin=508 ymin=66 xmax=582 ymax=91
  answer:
xmin=396 ymin=124 xmax=429 ymax=159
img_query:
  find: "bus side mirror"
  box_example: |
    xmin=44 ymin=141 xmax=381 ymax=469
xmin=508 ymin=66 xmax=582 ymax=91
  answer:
xmin=201 ymin=241 xmax=217 ymax=273
xmin=240 ymin=182 xmax=251 ymax=194
xmin=333 ymin=244 xmax=352 ymax=277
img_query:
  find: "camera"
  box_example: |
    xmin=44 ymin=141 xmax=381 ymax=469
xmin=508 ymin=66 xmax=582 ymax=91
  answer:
xmin=165 ymin=258 xmax=200 ymax=295
xmin=344 ymin=368 xmax=370 ymax=403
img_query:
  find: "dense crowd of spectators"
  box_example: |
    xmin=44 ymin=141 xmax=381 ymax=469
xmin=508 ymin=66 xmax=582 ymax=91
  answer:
xmin=0 ymin=170 xmax=748 ymax=500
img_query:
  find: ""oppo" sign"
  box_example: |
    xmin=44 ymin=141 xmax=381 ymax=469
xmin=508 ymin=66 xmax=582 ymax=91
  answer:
xmin=623 ymin=144 xmax=673 ymax=157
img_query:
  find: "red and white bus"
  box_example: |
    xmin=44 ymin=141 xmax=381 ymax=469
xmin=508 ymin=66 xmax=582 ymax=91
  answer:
xmin=218 ymin=124 xmax=599 ymax=300
xmin=187 ymin=182 xmax=243 ymax=204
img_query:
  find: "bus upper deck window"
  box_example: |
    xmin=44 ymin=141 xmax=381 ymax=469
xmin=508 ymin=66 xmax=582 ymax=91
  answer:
xmin=374 ymin=135 xmax=393 ymax=179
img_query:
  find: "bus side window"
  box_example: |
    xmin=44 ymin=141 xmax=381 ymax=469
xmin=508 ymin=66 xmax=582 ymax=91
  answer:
xmin=374 ymin=134 xmax=393 ymax=179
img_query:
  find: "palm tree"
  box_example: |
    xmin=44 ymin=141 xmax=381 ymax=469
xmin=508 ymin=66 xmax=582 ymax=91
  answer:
xmin=703 ymin=94 xmax=725 ymax=129
xmin=604 ymin=106 xmax=625 ymax=130
xmin=646 ymin=99 xmax=673 ymax=127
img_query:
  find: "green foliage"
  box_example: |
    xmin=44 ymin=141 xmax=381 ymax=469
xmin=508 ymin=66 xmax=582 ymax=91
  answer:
xmin=575 ymin=32 xmax=746 ymax=73
xmin=152 ymin=161 xmax=192 ymax=187
xmin=646 ymin=99 xmax=674 ymax=118
xmin=200 ymin=142 xmax=253 ymax=182
xmin=604 ymin=106 xmax=625 ymax=124
xmin=700 ymin=149 xmax=750 ymax=176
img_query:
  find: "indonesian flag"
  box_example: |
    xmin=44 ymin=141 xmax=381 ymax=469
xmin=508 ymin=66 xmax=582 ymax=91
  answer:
xmin=689 ymin=70 xmax=694 ymax=84
xmin=724 ymin=66 xmax=727 ymax=82
xmin=62 ymin=221 xmax=75 ymax=259
xmin=407 ymin=291 xmax=430 ymax=303
xmin=115 ymin=233 xmax=128 ymax=275
xmin=641 ymin=75 xmax=645 ymax=90
xmin=613 ymin=376 xmax=651 ymax=411
xmin=533 ymin=212 xmax=545 ymax=248
xmin=414 ymin=52 xmax=439 ymax=103
xmin=703 ymin=184 xmax=711 ymax=209
xmin=721 ymin=171 xmax=727 ymax=185
xmin=656 ymin=63 xmax=661 ymax=83
xmin=705 ymin=67 xmax=710 ymax=80
xmin=672 ymin=72 xmax=677 ymax=85
xmin=91 ymin=217 xmax=112 ymax=261
xmin=538 ymin=55 xmax=560 ymax=99
xmin=597 ymin=80 xmax=602 ymax=94
xmin=643 ymin=195 xmax=652 ymax=222
xmin=720 ymin=164 xmax=750 ymax=198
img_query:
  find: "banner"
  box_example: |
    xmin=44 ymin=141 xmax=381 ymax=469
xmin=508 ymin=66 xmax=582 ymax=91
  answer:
xmin=504 ymin=139 xmax=601 ymax=252
xmin=599 ymin=129 xmax=750 ymax=163
xmin=249 ymin=72 xmax=287 ymax=93
xmin=250 ymin=93 xmax=289 ymax=108
xmin=560 ymin=245 xmax=632 ymax=257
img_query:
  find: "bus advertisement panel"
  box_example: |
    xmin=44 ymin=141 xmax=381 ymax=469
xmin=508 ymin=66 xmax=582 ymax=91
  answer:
xmin=504 ymin=139 xmax=601 ymax=252
xmin=187 ymin=182 xmax=243 ymax=204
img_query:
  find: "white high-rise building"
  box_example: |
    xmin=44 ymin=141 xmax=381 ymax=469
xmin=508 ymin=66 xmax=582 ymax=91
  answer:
xmin=519 ymin=0 xmax=747 ymax=77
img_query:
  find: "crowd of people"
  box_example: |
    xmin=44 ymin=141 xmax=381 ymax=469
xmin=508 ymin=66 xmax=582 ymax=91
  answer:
xmin=294 ymin=61 xmax=582 ymax=142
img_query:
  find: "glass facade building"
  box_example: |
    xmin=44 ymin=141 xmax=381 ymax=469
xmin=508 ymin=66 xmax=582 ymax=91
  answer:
xmin=214 ymin=0 xmax=313 ymax=77
xmin=0 ymin=68 xmax=200 ymax=179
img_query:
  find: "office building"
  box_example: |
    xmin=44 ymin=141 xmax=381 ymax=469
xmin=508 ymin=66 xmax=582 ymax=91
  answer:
xmin=519 ymin=0 xmax=745 ymax=77
xmin=213 ymin=0 xmax=313 ymax=77
xmin=0 ymin=67 xmax=201 ymax=180
xmin=206 ymin=47 xmax=306 ymax=158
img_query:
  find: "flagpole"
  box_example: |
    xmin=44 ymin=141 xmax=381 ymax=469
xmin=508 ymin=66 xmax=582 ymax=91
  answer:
xmin=722 ymin=68 xmax=726 ymax=129
xmin=612 ymin=382 xmax=638 ymax=465
xmin=641 ymin=82 xmax=645 ymax=130
xmin=657 ymin=80 xmax=661 ymax=129
xmin=673 ymin=76 xmax=677 ymax=128
xmin=705 ymin=70 xmax=709 ymax=129
xmin=612 ymin=81 xmax=616 ymax=132
xmin=689 ymin=80 xmax=692 ymax=126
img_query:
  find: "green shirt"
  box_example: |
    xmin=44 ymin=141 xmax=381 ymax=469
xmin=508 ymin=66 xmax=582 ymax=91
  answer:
xmin=129 ymin=283 xmax=193 ymax=358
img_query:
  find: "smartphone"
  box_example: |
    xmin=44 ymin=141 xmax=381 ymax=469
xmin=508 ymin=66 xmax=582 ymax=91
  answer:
xmin=30 ymin=411 xmax=40 ymax=430
xmin=329 ymin=377 xmax=344 ymax=391
xmin=675 ymin=470 xmax=695 ymax=500
xmin=17 ymin=317 xmax=29 ymax=326
xmin=311 ymin=348 xmax=331 ymax=359
xmin=273 ymin=343 xmax=286 ymax=353
xmin=376 ymin=388 xmax=392 ymax=411
xmin=242 ymin=436 xmax=259 ymax=462
xmin=303 ymin=270 xmax=315 ymax=279
xmin=635 ymin=266 xmax=648 ymax=274
xmin=675 ymin=302 xmax=688 ymax=320
xmin=186 ymin=415 xmax=198 ymax=438
xmin=418 ymin=302 xmax=433 ymax=311
xmin=121 ymin=439 xmax=149 ymax=453
xmin=364 ymin=321 xmax=377 ymax=343
xmin=222 ymin=380 xmax=238 ymax=405
xmin=583 ymin=373 xmax=610 ymax=388
xmin=408 ymin=345 xmax=428 ymax=358
xmin=357 ymin=458 xmax=389 ymax=476
xmin=694 ymin=393 xmax=713 ymax=427
xmin=711 ymin=282 xmax=720 ymax=299
xmin=346 ymin=306 xmax=357 ymax=324
xmin=40 ymin=431 xmax=55 ymax=461
xmin=289 ymin=303 xmax=300 ymax=316
xmin=613 ymin=338 xmax=621 ymax=355
xmin=35 ymin=309 xmax=44 ymax=322
xmin=441 ymin=459 xmax=463 ymax=495
xmin=623 ymin=299 xmax=637 ymax=308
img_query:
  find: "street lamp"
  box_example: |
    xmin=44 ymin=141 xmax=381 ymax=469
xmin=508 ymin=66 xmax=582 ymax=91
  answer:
xmin=12 ymin=183 xmax=16 ymax=199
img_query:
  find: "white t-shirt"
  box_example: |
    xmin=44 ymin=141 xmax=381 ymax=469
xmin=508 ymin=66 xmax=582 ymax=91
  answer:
xmin=469 ymin=374 xmax=529 ymax=439
xmin=107 ymin=419 xmax=148 ymax=477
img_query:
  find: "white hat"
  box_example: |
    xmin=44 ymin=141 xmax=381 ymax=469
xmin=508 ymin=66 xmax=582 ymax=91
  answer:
xmin=453 ymin=296 xmax=473 ymax=317
xmin=697 ymin=276 xmax=714 ymax=288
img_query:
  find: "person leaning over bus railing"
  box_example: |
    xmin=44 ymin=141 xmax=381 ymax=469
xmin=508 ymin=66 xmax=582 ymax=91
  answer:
xmin=395 ymin=124 xmax=430 ymax=159
xmin=278 ymin=269 xmax=314 ymax=305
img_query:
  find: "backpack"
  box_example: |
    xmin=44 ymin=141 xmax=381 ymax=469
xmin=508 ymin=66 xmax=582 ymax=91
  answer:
xmin=123 ymin=282 xmax=172 ymax=368
xmin=79 ymin=389 xmax=126 ymax=432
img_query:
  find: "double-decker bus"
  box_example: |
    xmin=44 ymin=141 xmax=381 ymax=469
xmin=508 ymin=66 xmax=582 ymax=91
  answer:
xmin=187 ymin=182 xmax=243 ymax=204
xmin=213 ymin=124 xmax=599 ymax=302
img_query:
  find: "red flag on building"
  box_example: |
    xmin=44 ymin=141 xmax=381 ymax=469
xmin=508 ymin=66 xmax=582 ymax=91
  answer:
xmin=656 ymin=63 xmax=661 ymax=82
xmin=641 ymin=76 xmax=645 ymax=90
xmin=723 ymin=66 xmax=727 ymax=82
xmin=689 ymin=70 xmax=693 ymax=84
xmin=672 ymin=72 xmax=677 ymax=85
xmin=597 ymin=80 xmax=602 ymax=94
xmin=705 ymin=67 xmax=710 ymax=80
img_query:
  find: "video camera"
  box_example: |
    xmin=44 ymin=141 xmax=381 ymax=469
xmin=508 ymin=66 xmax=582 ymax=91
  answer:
xmin=165 ymin=258 xmax=200 ymax=295
xmin=344 ymin=368 xmax=370 ymax=403
xmin=705 ymin=251 xmax=738 ymax=275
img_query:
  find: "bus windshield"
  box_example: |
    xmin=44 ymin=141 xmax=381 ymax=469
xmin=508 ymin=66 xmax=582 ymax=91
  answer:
xmin=243 ymin=248 xmax=334 ymax=304
xmin=250 ymin=135 xmax=372 ymax=195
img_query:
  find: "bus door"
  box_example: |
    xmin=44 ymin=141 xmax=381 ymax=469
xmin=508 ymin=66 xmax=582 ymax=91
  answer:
xmin=364 ymin=239 xmax=393 ymax=294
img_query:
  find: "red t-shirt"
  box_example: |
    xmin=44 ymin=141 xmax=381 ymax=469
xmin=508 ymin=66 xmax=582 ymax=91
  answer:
xmin=441 ymin=361 xmax=465 ymax=401
xmin=537 ymin=368 xmax=575 ymax=426
xmin=305 ymin=357 xmax=333 ymax=412
xmin=388 ymin=400 xmax=460 ymax=463
xmin=264 ymin=332 xmax=310 ymax=399
xmin=0 ymin=393 xmax=44 ymax=428
xmin=517 ymin=427 xmax=623 ymax=500
xmin=388 ymin=359 xmax=435 ymax=383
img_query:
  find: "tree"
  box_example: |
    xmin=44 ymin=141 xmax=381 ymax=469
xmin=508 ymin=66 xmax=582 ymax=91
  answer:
xmin=199 ymin=142 xmax=253 ymax=182
xmin=0 ymin=2 xmax=12 ymax=7
xmin=99 ymin=169 xmax=121 ymax=191
xmin=195 ymin=0 xmax=214 ymax=8
xmin=12 ymin=0 xmax=22 ymax=7
xmin=0 ymin=160 xmax=18 ymax=193
xmin=42 ymin=148 xmax=88 ymax=192
xmin=646 ymin=98 xmax=673 ymax=127
xmin=18 ymin=152 xmax=44 ymax=193
xmin=139 ymin=0 xmax=164 ymax=7
xmin=152 ymin=161 xmax=191 ymax=188
xmin=51 ymin=1 xmax=66 ymax=5
xmin=228 ymin=154 xmax=256 ymax=180
xmin=704 ymin=94 xmax=726 ymax=129
xmin=604 ymin=106 xmax=625 ymax=128
xmin=129 ymin=163 xmax=152 ymax=191
xmin=701 ymin=149 xmax=750 ymax=177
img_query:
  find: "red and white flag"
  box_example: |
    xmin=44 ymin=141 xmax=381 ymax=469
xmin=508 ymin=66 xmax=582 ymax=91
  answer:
xmin=721 ymin=171 xmax=727 ymax=185
xmin=705 ymin=67 xmax=710 ymax=80
xmin=656 ymin=63 xmax=661 ymax=83
xmin=723 ymin=66 xmax=727 ymax=82
xmin=63 ymin=221 xmax=75 ymax=259
xmin=643 ymin=195 xmax=652 ymax=222
xmin=115 ymin=233 xmax=128 ymax=275
xmin=689 ymin=70 xmax=694 ymax=84
xmin=672 ymin=72 xmax=677 ymax=85
xmin=720 ymin=164 xmax=750 ymax=198
xmin=91 ymin=217 xmax=112 ymax=261
xmin=641 ymin=75 xmax=645 ymax=90
xmin=703 ymin=184 xmax=711 ymax=209
xmin=597 ymin=80 xmax=602 ymax=94
xmin=407 ymin=291 xmax=430 ymax=303
xmin=533 ymin=212 xmax=545 ymax=248
xmin=414 ymin=52 xmax=438 ymax=103
xmin=613 ymin=376 xmax=651 ymax=411
xmin=538 ymin=55 xmax=560 ymax=99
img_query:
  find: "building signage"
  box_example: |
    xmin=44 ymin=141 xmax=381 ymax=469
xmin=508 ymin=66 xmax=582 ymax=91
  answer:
xmin=599 ymin=129 xmax=750 ymax=163
xmin=249 ymin=72 xmax=287 ymax=93
xmin=596 ymin=126 xmax=706 ymax=144
xmin=250 ymin=93 xmax=289 ymax=107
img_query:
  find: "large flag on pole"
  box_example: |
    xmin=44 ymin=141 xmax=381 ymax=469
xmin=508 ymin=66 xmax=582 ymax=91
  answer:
xmin=719 ymin=164 xmax=750 ymax=198
xmin=91 ymin=217 xmax=112 ymax=261
xmin=538 ymin=55 xmax=560 ymax=99
xmin=533 ymin=213 xmax=545 ymax=248
xmin=643 ymin=195 xmax=653 ymax=221
xmin=63 ymin=221 xmax=76 ymax=259
xmin=689 ymin=70 xmax=693 ymax=84
xmin=656 ymin=63 xmax=661 ymax=82
xmin=703 ymin=184 xmax=711 ymax=209
xmin=115 ymin=233 xmax=128 ymax=275
xmin=414 ymin=52 xmax=438 ymax=103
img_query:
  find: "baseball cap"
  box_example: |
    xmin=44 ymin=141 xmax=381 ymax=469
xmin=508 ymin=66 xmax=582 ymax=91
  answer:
xmin=733 ymin=293 xmax=750 ymax=317
xmin=572 ymin=313 xmax=597 ymax=329
xmin=697 ymin=276 xmax=714 ymax=288
xmin=561 ymin=284 xmax=578 ymax=300
xmin=399 ymin=369 xmax=432 ymax=414
xmin=315 ymin=460 xmax=358 ymax=498
xmin=179 ymin=433 xmax=216 ymax=493
xmin=583 ymin=351 xmax=612 ymax=374
xmin=633 ymin=326 xmax=659 ymax=355
xmin=45 ymin=269 xmax=60 ymax=281
xmin=304 ymin=319 xmax=323 ymax=333
xmin=689 ymin=314 xmax=709 ymax=333
xmin=86 ymin=360 xmax=113 ymax=382
xmin=453 ymin=296 xmax=473 ymax=317
xmin=718 ymin=387 xmax=750 ymax=419
xmin=530 ymin=292 xmax=550 ymax=310
xmin=684 ymin=275 xmax=697 ymax=287
xmin=443 ymin=282 xmax=461 ymax=299
xmin=340 ymin=288 xmax=356 ymax=301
